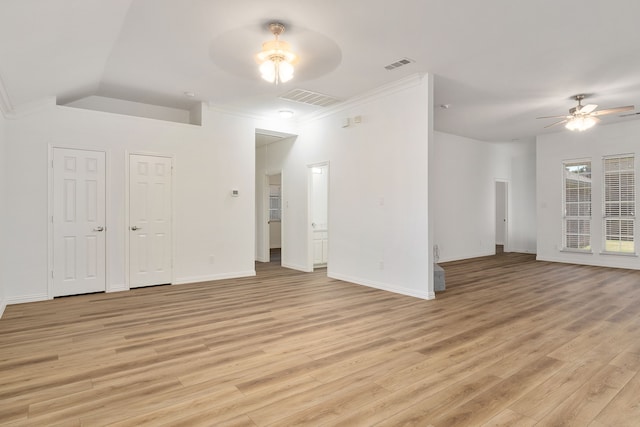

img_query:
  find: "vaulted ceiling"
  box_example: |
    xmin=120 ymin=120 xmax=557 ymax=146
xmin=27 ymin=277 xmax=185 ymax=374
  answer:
xmin=1 ymin=0 xmax=640 ymax=141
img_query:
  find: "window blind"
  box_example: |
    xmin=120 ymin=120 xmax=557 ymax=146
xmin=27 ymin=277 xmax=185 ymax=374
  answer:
xmin=563 ymin=161 xmax=592 ymax=251
xmin=603 ymin=156 xmax=635 ymax=253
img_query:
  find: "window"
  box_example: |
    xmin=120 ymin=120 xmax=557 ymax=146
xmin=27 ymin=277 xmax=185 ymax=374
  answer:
xmin=269 ymin=185 xmax=281 ymax=222
xmin=563 ymin=160 xmax=592 ymax=251
xmin=603 ymin=155 xmax=635 ymax=254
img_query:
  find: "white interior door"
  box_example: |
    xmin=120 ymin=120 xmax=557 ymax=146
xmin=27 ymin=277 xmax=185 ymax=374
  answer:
xmin=129 ymin=154 xmax=173 ymax=288
xmin=495 ymin=181 xmax=508 ymax=248
xmin=52 ymin=148 xmax=106 ymax=297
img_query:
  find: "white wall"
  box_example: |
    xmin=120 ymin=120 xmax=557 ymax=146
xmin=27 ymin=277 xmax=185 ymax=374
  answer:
xmin=3 ymin=101 xmax=264 ymax=304
xmin=0 ymin=112 xmax=6 ymax=315
xmin=432 ymin=132 xmax=536 ymax=262
xmin=537 ymin=120 xmax=640 ymax=269
xmin=508 ymin=139 xmax=537 ymax=254
xmin=258 ymin=74 xmax=434 ymax=299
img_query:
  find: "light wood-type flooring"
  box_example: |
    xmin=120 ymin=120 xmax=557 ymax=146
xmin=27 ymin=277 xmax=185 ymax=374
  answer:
xmin=1 ymin=253 xmax=640 ymax=426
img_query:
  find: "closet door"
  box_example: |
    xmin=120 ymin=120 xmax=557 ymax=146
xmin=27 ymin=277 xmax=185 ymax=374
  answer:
xmin=52 ymin=148 xmax=106 ymax=296
xmin=129 ymin=154 xmax=173 ymax=288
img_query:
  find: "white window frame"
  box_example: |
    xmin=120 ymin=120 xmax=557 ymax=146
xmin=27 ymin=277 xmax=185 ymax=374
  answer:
xmin=602 ymin=154 xmax=635 ymax=255
xmin=562 ymin=159 xmax=592 ymax=252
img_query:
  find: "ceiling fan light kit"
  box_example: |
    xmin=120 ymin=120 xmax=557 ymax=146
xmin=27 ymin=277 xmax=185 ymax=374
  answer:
xmin=565 ymin=115 xmax=597 ymax=131
xmin=256 ymin=23 xmax=297 ymax=85
xmin=537 ymin=94 xmax=634 ymax=132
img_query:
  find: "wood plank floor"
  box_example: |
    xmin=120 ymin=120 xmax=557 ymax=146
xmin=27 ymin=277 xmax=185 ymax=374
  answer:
xmin=1 ymin=253 xmax=640 ymax=426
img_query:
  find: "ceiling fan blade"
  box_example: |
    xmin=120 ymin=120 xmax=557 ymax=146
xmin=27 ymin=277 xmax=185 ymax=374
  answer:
xmin=591 ymin=105 xmax=634 ymax=116
xmin=620 ymin=112 xmax=640 ymax=117
xmin=579 ymin=104 xmax=597 ymax=114
xmin=544 ymin=119 xmax=568 ymax=128
xmin=536 ymin=114 xmax=569 ymax=119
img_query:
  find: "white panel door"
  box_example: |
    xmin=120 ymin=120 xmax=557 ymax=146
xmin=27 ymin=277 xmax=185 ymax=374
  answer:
xmin=129 ymin=154 xmax=173 ymax=288
xmin=53 ymin=148 xmax=106 ymax=297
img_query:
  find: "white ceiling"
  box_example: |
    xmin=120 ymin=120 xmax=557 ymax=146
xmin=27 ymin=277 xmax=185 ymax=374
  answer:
xmin=1 ymin=0 xmax=640 ymax=141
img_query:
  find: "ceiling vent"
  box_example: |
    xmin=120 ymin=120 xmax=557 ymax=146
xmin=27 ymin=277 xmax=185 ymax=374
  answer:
xmin=384 ymin=57 xmax=415 ymax=71
xmin=279 ymin=89 xmax=341 ymax=107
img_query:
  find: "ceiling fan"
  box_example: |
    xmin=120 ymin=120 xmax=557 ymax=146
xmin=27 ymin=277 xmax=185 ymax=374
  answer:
xmin=537 ymin=94 xmax=634 ymax=131
xmin=620 ymin=111 xmax=640 ymax=117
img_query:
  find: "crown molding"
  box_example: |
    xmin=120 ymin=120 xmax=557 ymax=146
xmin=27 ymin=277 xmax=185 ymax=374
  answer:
xmin=299 ymin=73 xmax=428 ymax=123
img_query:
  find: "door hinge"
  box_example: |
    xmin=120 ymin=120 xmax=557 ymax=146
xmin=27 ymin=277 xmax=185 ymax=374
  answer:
xmin=51 ymin=270 xmax=54 ymax=278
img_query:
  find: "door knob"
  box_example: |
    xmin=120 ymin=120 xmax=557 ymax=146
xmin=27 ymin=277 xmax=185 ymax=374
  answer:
xmin=93 ymin=226 xmax=104 ymax=232
xmin=131 ymin=226 xmax=142 ymax=231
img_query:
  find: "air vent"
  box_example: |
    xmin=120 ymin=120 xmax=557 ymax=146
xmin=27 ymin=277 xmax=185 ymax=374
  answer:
xmin=279 ymin=89 xmax=341 ymax=107
xmin=384 ymin=57 xmax=415 ymax=71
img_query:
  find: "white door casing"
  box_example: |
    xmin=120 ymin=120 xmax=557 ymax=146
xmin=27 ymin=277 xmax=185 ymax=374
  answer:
xmin=129 ymin=154 xmax=173 ymax=288
xmin=52 ymin=148 xmax=106 ymax=297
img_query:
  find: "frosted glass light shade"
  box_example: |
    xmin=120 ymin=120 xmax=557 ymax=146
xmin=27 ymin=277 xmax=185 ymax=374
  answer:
xmin=565 ymin=116 xmax=596 ymax=131
xmin=277 ymin=61 xmax=294 ymax=82
xmin=259 ymin=57 xmax=294 ymax=84
xmin=259 ymin=60 xmax=276 ymax=82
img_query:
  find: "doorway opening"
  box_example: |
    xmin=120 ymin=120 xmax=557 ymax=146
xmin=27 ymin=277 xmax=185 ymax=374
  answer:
xmin=255 ymin=128 xmax=296 ymax=266
xmin=309 ymin=162 xmax=329 ymax=271
xmin=267 ymin=173 xmax=282 ymax=263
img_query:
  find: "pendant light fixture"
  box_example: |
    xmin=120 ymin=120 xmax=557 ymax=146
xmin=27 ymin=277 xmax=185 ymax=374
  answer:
xmin=256 ymin=23 xmax=297 ymax=85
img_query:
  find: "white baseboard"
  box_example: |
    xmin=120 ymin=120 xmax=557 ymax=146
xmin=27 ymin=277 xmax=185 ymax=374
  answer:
xmin=6 ymin=293 xmax=49 ymax=305
xmin=173 ymin=270 xmax=256 ymax=285
xmin=536 ymin=255 xmax=640 ymax=270
xmin=0 ymin=297 xmax=6 ymax=318
xmin=438 ymin=250 xmax=496 ymax=263
xmin=281 ymin=262 xmax=313 ymax=273
xmin=107 ymin=284 xmax=128 ymax=293
xmin=507 ymin=248 xmax=537 ymax=255
xmin=328 ymin=272 xmax=433 ymax=300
